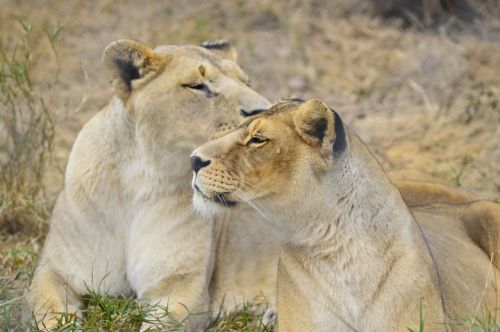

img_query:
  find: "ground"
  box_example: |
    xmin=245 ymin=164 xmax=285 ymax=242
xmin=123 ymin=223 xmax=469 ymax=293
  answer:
xmin=0 ymin=0 xmax=499 ymax=330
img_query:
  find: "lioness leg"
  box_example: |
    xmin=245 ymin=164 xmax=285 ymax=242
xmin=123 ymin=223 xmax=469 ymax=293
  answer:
xmin=457 ymin=200 xmax=500 ymax=269
xmin=29 ymin=261 xmax=82 ymax=329
xmin=137 ymin=273 xmax=210 ymax=331
xmin=127 ymin=207 xmax=216 ymax=331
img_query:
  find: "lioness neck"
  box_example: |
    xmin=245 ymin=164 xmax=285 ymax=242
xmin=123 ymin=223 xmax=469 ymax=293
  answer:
xmin=106 ymin=97 xmax=194 ymax=198
xmin=277 ymin=131 xmax=446 ymax=331
xmin=284 ymin=131 xmax=423 ymax=251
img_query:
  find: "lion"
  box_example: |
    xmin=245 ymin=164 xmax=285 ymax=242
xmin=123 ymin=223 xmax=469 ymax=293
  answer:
xmin=191 ymin=99 xmax=500 ymax=331
xmin=28 ymin=39 xmax=274 ymax=330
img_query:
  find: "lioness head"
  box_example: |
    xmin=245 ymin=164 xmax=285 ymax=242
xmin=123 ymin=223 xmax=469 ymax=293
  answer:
xmin=102 ymin=39 xmax=270 ymax=164
xmin=190 ymin=98 xmax=348 ymax=221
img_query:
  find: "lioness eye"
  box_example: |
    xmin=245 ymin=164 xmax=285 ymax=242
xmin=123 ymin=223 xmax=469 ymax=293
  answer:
xmin=247 ymin=135 xmax=268 ymax=146
xmin=183 ymin=83 xmax=213 ymax=96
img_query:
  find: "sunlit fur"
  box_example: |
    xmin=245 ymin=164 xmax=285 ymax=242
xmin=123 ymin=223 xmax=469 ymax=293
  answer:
xmin=28 ymin=39 xmax=272 ymax=331
xmin=192 ymin=99 xmax=500 ymax=331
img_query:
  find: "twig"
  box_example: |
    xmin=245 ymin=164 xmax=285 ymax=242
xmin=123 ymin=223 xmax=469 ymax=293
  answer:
xmin=468 ymin=252 xmax=494 ymax=331
xmin=0 ymin=294 xmax=26 ymax=308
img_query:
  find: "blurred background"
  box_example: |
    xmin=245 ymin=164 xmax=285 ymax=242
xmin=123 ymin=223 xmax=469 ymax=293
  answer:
xmin=0 ymin=0 xmax=499 ymax=330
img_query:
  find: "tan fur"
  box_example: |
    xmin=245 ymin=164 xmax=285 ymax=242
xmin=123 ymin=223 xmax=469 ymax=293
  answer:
xmin=393 ymin=179 xmax=474 ymax=206
xmin=387 ymin=168 xmax=475 ymax=206
xmin=28 ymin=39 xmax=272 ymax=330
xmin=191 ymin=99 xmax=499 ymax=331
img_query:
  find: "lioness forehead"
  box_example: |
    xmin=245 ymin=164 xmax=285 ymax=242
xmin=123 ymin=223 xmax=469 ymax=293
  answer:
xmin=154 ymin=44 xmax=230 ymax=71
xmin=238 ymin=100 xmax=303 ymax=129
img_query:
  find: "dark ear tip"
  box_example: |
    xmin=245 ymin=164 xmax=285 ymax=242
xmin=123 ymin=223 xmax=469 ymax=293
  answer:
xmin=286 ymin=97 xmax=305 ymax=103
xmin=333 ymin=112 xmax=347 ymax=156
xmin=201 ymin=39 xmax=231 ymax=50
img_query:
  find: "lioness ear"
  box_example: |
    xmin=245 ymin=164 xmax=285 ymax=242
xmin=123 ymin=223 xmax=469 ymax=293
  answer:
xmin=201 ymin=40 xmax=238 ymax=62
xmin=102 ymin=39 xmax=167 ymax=100
xmin=293 ymin=99 xmax=345 ymax=156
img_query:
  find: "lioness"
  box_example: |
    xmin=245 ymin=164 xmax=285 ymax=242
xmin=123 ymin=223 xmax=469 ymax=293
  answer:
xmin=28 ymin=39 xmax=272 ymax=330
xmin=191 ymin=99 xmax=500 ymax=331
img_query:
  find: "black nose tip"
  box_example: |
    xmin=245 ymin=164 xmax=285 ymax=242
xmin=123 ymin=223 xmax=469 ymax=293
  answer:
xmin=240 ymin=108 xmax=266 ymax=117
xmin=191 ymin=156 xmax=211 ymax=174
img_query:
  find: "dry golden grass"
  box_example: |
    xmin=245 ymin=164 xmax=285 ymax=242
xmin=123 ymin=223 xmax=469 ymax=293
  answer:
xmin=0 ymin=0 xmax=498 ymax=330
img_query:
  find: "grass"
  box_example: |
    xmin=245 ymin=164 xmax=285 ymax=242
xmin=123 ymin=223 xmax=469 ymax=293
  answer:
xmin=0 ymin=242 xmax=37 ymax=331
xmin=0 ymin=19 xmax=54 ymax=331
xmin=0 ymin=243 xmax=272 ymax=330
xmin=464 ymin=81 xmax=499 ymax=123
xmin=33 ymin=291 xmax=186 ymax=331
xmin=464 ymin=309 xmax=500 ymax=332
xmin=408 ymin=300 xmax=425 ymax=332
xmin=450 ymin=167 xmax=465 ymax=187
xmin=208 ymin=302 xmax=273 ymax=332
xmin=0 ymin=269 xmax=273 ymax=331
xmin=0 ymin=20 xmax=55 ymax=236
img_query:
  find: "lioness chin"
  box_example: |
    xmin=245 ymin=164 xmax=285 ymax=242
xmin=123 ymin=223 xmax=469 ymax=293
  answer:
xmin=191 ymin=99 xmax=500 ymax=331
xmin=28 ymin=39 xmax=274 ymax=330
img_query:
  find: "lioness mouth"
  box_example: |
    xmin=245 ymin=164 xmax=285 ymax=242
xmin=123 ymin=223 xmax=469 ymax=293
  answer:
xmin=194 ymin=185 xmax=237 ymax=207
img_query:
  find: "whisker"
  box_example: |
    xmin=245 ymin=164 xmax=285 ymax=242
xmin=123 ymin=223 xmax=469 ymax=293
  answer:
xmin=183 ymin=192 xmax=196 ymax=209
xmin=220 ymin=194 xmax=230 ymax=208
xmin=234 ymin=185 xmax=258 ymax=201
xmin=238 ymin=180 xmax=268 ymax=196
xmin=237 ymin=183 xmax=263 ymax=201
xmin=234 ymin=193 xmax=267 ymax=220
xmin=217 ymin=194 xmax=229 ymax=208
xmin=233 ymin=188 xmax=275 ymax=224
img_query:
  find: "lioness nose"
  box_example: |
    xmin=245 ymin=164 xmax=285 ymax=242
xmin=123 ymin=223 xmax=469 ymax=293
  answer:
xmin=191 ymin=155 xmax=211 ymax=174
